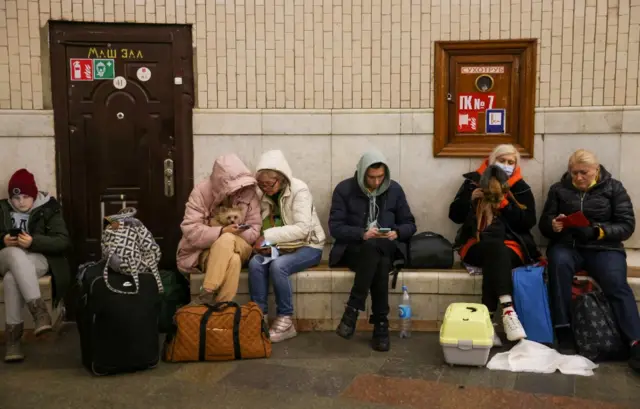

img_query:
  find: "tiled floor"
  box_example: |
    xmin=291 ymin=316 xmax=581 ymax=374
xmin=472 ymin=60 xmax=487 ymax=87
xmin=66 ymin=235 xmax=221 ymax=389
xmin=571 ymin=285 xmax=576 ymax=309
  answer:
xmin=0 ymin=324 xmax=638 ymax=409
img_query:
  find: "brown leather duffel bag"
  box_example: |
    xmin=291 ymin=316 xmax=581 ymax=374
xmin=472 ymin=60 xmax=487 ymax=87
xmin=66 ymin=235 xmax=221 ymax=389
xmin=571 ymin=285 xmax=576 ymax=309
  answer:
xmin=163 ymin=301 xmax=271 ymax=362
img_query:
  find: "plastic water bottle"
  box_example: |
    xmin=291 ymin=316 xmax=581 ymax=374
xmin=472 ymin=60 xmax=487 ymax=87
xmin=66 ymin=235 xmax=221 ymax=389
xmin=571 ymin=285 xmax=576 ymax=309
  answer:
xmin=399 ymin=285 xmax=412 ymax=338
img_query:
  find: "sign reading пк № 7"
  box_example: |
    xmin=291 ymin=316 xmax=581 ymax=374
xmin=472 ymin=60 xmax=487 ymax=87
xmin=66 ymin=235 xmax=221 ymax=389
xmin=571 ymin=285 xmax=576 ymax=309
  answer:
xmin=458 ymin=93 xmax=495 ymax=112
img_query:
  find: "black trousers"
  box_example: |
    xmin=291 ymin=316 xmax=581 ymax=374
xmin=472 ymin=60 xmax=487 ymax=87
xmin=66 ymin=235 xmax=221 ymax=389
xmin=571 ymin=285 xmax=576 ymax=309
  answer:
xmin=463 ymin=240 xmax=523 ymax=312
xmin=342 ymin=239 xmax=397 ymax=318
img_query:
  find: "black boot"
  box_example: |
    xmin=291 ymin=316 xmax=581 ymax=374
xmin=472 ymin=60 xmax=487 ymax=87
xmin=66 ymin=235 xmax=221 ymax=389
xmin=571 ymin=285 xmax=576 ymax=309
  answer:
xmin=555 ymin=327 xmax=576 ymax=355
xmin=629 ymin=341 xmax=640 ymax=374
xmin=336 ymin=306 xmax=359 ymax=340
xmin=370 ymin=315 xmax=390 ymax=352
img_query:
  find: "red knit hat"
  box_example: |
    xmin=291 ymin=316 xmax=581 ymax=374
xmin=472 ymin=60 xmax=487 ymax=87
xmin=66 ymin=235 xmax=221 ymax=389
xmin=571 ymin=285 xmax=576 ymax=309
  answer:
xmin=8 ymin=169 xmax=38 ymax=199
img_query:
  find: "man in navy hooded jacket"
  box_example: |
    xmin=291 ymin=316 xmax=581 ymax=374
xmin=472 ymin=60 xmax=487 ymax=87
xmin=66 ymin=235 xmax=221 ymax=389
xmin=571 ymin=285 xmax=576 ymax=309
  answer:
xmin=329 ymin=149 xmax=416 ymax=352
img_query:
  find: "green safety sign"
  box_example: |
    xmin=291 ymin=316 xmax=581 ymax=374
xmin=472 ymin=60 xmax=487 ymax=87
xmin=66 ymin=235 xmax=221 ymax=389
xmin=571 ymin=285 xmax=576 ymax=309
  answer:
xmin=93 ymin=59 xmax=115 ymax=80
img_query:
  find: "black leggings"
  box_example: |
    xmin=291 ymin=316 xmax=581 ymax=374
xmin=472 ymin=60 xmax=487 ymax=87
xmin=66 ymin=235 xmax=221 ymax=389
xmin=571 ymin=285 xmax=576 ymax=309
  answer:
xmin=463 ymin=240 xmax=523 ymax=312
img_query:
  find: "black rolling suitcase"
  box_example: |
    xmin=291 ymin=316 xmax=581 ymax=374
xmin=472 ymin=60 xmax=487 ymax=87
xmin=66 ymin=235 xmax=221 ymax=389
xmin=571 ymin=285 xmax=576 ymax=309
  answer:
xmin=76 ymin=261 xmax=162 ymax=376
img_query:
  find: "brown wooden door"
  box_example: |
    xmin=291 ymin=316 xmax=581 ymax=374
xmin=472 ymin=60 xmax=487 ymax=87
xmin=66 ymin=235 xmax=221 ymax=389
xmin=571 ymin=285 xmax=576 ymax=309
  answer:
xmin=49 ymin=22 xmax=194 ymax=276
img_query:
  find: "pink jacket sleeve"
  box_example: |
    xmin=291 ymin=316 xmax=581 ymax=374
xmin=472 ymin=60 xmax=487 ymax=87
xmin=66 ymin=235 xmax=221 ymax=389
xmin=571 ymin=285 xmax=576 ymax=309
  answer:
xmin=238 ymin=189 xmax=261 ymax=245
xmin=180 ymin=187 xmax=222 ymax=249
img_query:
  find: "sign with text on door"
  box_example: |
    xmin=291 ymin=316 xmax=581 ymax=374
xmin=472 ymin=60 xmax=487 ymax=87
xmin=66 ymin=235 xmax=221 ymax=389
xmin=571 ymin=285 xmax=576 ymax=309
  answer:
xmin=456 ymin=65 xmax=507 ymax=135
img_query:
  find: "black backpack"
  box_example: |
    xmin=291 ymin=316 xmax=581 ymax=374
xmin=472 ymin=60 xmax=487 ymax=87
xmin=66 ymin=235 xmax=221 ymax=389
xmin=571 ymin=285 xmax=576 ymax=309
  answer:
xmin=572 ymin=291 xmax=627 ymax=362
xmin=406 ymin=232 xmax=454 ymax=269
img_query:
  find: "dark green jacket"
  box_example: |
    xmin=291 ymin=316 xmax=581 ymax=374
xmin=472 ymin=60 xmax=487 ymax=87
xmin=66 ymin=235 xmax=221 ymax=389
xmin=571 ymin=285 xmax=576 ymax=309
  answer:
xmin=0 ymin=197 xmax=72 ymax=305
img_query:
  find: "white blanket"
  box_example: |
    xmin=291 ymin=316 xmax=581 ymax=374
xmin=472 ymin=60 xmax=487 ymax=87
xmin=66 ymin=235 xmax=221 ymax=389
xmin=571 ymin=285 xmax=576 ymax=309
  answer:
xmin=487 ymin=339 xmax=598 ymax=376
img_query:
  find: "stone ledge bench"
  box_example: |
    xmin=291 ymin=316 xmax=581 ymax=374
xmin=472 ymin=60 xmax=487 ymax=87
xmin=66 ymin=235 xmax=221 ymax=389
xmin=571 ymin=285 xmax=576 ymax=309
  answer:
xmin=0 ymin=275 xmax=65 ymax=335
xmin=189 ymin=263 xmax=640 ymax=333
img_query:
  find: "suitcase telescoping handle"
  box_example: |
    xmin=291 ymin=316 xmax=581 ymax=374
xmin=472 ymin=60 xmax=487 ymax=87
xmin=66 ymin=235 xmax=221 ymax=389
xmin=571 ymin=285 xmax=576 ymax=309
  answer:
xmin=198 ymin=302 xmax=242 ymax=361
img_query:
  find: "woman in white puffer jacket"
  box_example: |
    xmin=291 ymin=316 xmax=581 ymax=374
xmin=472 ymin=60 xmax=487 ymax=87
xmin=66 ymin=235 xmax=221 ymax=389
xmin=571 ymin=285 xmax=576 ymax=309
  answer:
xmin=248 ymin=149 xmax=326 ymax=343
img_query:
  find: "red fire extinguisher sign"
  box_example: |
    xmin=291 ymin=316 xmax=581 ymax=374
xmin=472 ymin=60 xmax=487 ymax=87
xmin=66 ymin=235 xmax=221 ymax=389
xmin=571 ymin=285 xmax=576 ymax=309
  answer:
xmin=70 ymin=59 xmax=94 ymax=81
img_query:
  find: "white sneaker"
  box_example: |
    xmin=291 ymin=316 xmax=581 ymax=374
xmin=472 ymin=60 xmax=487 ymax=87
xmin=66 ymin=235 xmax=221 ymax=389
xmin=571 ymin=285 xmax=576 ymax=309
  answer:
xmin=269 ymin=315 xmax=297 ymax=343
xmin=502 ymin=311 xmax=527 ymax=341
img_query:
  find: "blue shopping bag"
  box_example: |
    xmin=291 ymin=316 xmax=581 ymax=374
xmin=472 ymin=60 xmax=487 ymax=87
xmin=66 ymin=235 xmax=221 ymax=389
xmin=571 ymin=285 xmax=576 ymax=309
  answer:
xmin=512 ymin=264 xmax=554 ymax=345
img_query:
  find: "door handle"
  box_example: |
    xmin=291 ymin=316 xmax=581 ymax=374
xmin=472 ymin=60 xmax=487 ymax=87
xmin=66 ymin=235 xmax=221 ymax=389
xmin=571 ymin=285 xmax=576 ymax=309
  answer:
xmin=164 ymin=158 xmax=175 ymax=197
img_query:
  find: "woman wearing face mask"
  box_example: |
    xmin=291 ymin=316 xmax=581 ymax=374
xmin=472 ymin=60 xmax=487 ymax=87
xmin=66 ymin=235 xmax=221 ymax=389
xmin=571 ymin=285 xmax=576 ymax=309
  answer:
xmin=540 ymin=149 xmax=640 ymax=372
xmin=449 ymin=144 xmax=539 ymax=344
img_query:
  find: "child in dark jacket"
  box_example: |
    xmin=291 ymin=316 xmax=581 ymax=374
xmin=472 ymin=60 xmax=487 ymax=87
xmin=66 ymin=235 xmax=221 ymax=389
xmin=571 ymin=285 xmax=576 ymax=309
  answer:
xmin=0 ymin=169 xmax=71 ymax=362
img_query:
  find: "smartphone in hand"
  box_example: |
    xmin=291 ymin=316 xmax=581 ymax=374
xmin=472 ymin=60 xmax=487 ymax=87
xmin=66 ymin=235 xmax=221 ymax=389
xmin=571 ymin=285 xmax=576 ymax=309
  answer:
xmin=377 ymin=227 xmax=391 ymax=235
xmin=8 ymin=228 xmax=22 ymax=237
xmin=237 ymin=224 xmax=251 ymax=230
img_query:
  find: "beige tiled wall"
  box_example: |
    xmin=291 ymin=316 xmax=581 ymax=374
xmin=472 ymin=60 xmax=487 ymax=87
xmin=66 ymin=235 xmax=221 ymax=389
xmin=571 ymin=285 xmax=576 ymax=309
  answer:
xmin=1 ymin=0 xmax=640 ymax=109
xmin=2 ymin=106 xmax=640 ymax=262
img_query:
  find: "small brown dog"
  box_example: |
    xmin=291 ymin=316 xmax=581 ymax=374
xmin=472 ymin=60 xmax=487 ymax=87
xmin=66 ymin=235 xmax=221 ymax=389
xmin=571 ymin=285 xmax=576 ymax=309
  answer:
xmin=198 ymin=206 xmax=244 ymax=271
xmin=208 ymin=206 xmax=244 ymax=228
xmin=475 ymin=165 xmax=525 ymax=240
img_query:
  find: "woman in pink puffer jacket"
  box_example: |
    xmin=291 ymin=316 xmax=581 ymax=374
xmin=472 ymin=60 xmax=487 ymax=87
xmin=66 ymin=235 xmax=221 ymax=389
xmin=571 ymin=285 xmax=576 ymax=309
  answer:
xmin=176 ymin=154 xmax=261 ymax=304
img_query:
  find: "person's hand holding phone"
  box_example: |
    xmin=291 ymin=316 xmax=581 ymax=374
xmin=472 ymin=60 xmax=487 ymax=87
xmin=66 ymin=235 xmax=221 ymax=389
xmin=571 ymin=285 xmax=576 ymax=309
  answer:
xmin=221 ymin=224 xmax=242 ymax=235
xmin=17 ymin=232 xmax=32 ymax=249
xmin=253 ymin=236 xmax=271 ymax=255
xmin=3 ymin=233 xmax=18 ymax=247
xmin=377 ymin=228 xmax=397 ymax=241
xmin=385 ymin=230 xmax=398 ymax=241
xmin=237 ymin=224 xmax=251 ymax=232
xmin=363 ymin=227 xmax=379 ymax=240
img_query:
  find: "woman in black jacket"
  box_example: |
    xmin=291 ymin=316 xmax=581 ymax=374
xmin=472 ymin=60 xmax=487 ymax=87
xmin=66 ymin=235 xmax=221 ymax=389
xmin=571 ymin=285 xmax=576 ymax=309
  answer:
xmin=540 ymin=149 xmax=640 ymax=372
xmin=449 ymin=144 xmax=540 ymax=344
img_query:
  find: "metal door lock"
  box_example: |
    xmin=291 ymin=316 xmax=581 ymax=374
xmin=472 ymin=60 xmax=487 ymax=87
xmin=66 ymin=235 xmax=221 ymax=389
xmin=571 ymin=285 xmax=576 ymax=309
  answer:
xmin=164 ymin=158 xmax=175 ymax=197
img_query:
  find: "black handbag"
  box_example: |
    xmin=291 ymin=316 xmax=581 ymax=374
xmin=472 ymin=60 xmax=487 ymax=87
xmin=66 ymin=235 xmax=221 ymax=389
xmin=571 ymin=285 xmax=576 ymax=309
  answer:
xmin=407 ymin=231 xmax=454 ymax=269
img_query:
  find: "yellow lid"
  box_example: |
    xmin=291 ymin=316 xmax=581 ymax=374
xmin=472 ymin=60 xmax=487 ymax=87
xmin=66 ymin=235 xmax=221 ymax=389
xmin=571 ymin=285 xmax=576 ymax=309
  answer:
xmin=439 ymin=302 xmax=494 ymax=347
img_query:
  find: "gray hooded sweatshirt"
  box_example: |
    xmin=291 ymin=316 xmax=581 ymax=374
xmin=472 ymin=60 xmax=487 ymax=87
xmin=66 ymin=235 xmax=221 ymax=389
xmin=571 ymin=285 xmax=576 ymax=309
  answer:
xmin=9 ymin=192 xmax=52 ymax=233
xmin=355 ymin=149 xmax=391 ymax=229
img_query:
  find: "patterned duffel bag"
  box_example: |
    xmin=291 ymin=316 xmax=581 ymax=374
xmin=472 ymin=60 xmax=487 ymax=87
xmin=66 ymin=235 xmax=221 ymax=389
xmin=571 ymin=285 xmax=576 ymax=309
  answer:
xmin=163 ymin=301 xmax=271 ymax=362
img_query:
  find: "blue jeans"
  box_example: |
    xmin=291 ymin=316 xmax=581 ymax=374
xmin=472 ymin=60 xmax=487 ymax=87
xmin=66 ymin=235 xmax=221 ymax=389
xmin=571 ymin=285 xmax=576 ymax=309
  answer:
xmin=248 ymin=246 xmax=322 ymax=316
xmin=547 ymin=245 xmax=640 ymax=342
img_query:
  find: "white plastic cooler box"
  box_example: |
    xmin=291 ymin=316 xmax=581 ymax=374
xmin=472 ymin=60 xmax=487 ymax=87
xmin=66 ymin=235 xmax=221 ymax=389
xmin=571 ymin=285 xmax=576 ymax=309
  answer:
xmin=439 ymin=302 xmax=494 ymax=367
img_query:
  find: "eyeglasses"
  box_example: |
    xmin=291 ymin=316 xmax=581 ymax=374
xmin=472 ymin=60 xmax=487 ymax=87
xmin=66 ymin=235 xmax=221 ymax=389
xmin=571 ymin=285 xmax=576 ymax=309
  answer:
xmin=258 ymin=179 xmax=279 ymax=189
